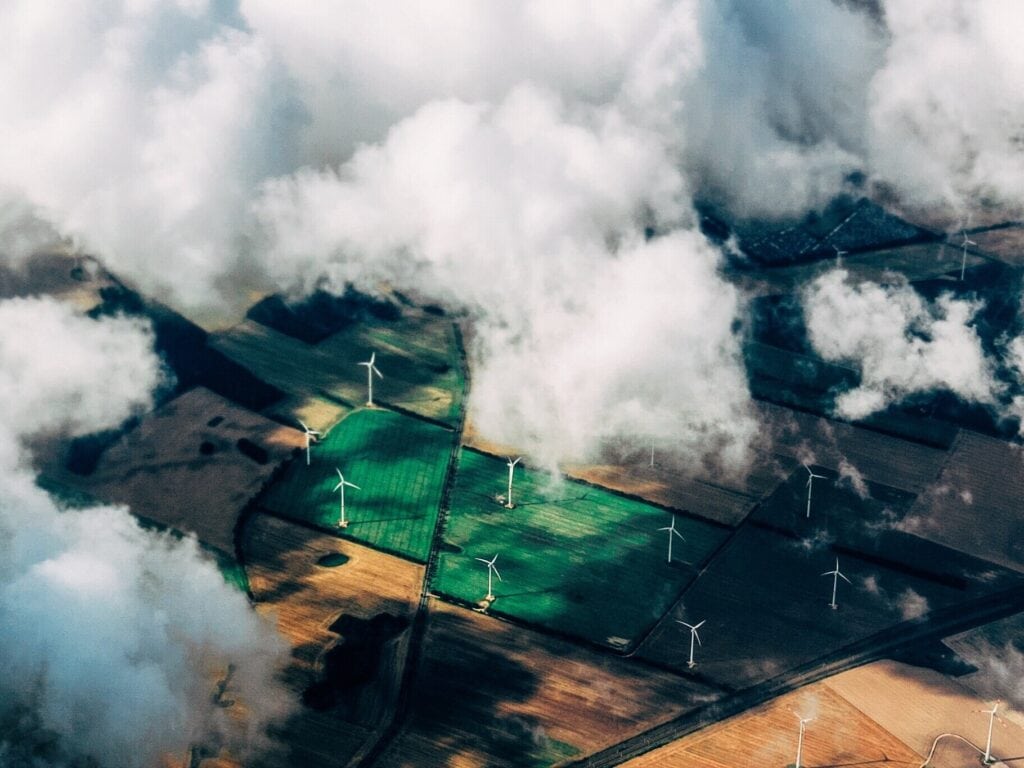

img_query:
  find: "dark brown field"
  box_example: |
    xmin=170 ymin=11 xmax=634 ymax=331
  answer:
xmin=376 ymin=600 xmax=717 ymax=768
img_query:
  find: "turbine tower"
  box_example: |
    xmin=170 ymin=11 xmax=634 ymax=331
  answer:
xmin=658 ymin=515 xmax=686 ymax=564
xmin=675 ymin=619 xmax=705 ymax=668
xmin=358 ymin=351 xmax=383 ymax=406
xmin=803 ymin=464 xmax=826 ymax=519
xmin=960 ymin=230 xmax=977 ymax=281
xmin=977 ymin=701 xmax=1004 ymax=764
xmin=505 ymin=456 xmax=521 ymax=509
xmin=475 ymin=553 xmax=502 ymax=602
xmin=821 ymin=556 xmax=852 ymax=610
xmin=298 ymin=419 xmax=321 ymax=466
xmin=333 ymin=468 xmax=360 ymax=529
xmin=792 ymin=713 xmax=813 ymax=768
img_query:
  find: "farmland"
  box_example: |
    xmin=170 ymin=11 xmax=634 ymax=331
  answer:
xmin=241 ymin=514 xmax=424 ymax=767
xmin=901 ymin=431 xmax=1024 ymax=573
xmin=41 ymin=386 xmax=304 ymax=556
xmin=375 ymin=600 xmax=716 ymax=768
xmin=432 ymin=449 xmax=731 ymax=648
xmin=209 ymin=301 xmax=465 ymax=431
xmin=637 ymin=517 xmax=1021 ymax=690
xmin=621 ymin=677 xmax=922 ymax=768
xmin=259 ymin=408 xmax=454 ymax=562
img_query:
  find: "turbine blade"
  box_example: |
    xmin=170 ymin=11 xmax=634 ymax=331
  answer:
xmin=671 ymin=529 xmax=685 ymax=541
xmin=492 ymin=566 xmax=502 ymax=581
xmin=333 ymin=482 xmax=343 ymax=492
xmin=821 ymin=570 xmax=834 ymax=577
xmin=373 ymin=366 xmax=383 ymax=378
xmin=838 ymin=572 xmax=852 ymax=584
xmin=658 ymin=526 xmax=671 ymax=532
xmin=345 ymin=481 xmax=360 ymax=490
xmin=369 ymin=352 xmax=375 ymax=365
xmin=694 ymin=631 xmax=702 ymax=647
xmin=694 ymin=620 xmax=706 ymax=629
xmin=298 ymin=419 xmax=309 ymax=431
xmin=475 ymin=557 xmax=489 ymax=565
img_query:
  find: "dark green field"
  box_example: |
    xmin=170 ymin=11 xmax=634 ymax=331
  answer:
xmin=210 ymin=308 xmax=465 ymax=429
xmin=259 ymin=408 xmax=455 ymax=562
xmin=433 ymin=449 xmax=731 ymax=649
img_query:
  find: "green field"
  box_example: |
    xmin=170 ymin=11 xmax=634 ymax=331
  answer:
xmin=259 ymin=408 xmax=454 ymax=562
xmin=433 ymin=449 xmax=731 ymax=648
xmin=210 ymin=308 xmax=465 ymax=430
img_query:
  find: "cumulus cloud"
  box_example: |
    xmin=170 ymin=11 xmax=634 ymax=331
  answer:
xmin=802 ymin=269 xmax=1000 ymax=420
xmin=0 ymin=297 xmax=291 ymax=767
xmin=255 ymin=85 xmax=755 ymax=467
xmin=867 ymin=0 xmax=1024 ymax=218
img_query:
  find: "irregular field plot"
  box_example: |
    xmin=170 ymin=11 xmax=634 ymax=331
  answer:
xmin=433 ymin=449 xmax=730 ymax=648
xmin=260 ymin=408 xmax=454 ymax=562
xmin=210 ymin=306 xmax=464 ymax=427
xmin=376 ymin=600 xmax=714 ymax=768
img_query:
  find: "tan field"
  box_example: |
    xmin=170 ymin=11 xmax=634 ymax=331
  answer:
xmin=376 ymin=600 xmax=717 ymax=768
xmin=44 ymin=386 xmax=304 ymax=555
xmin=824 ymin=660 xmax=1024 ymax=767
xmin=241 ymin=513 xmax=425 ymax=767
xmin=969 ymin=224 xmax=1024 ymax=265
xmin=622 ymin=679 xmax=922 ymax=768
xmin=902 ymin=431 xmax=1024 ymax=573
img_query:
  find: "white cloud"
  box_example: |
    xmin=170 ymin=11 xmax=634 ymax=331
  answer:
xmin=803 ymin=269 xmax=1000 ymax=420
xmin=255 ymin=85 xmax=755 ymax=467
xmin=0 ymin=297 xmax=291 ymax=767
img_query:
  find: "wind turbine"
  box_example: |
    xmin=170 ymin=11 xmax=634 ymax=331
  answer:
xmin=357 ymin=351 xmax=383 ymax=406
xmin=821 ymin=556 xmax=852 ymax=610
xmin=960 ymin=229 xmax=977 ymax=281
xmin=658 ymin=515 xmax=685 ymax=564
xmin=298 ymin=419 xmax=321 ymax=466
xmin=333 ymin=468 xmax=360 ymax=529
xmin=792 ymin=712 xmax=814 ymax=768
xmin=803 ymin=464 xmax=826 ymax=519
xmin=504 ymin=456 xmax=521 ymax=509
xmin=475 ymin=554 xmax=502 ymax=602
xmin=675 ymin=619 xmax=705 ymax=668
xmin=977 ymin=701 xmax=1005 ymax=764
xmin=832 ymin=244 xmax=848 ymax=259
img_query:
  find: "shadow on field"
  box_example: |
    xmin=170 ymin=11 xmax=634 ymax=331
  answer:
xmin=386 ymin=609 xmax=571 ymax=768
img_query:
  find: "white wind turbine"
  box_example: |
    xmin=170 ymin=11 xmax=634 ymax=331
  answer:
xmin=977 ymin=700 xmax=1005 ymax=764
xmin=675 ymin=619 xmax=705 ymax=668
xmin=960 ymin=229 xmax=977 ymax=281
xmin=358 ymin=351 xmax=383 ymax=406
xmin=476 ymin=554 xmax=502 ymax=602
xmin=333 ymin=468 xmax=360 ymax=529
xmin=504 ymin=456 xmax=521 ymax=509
xmin=821 ymin=556 xmax=852 ymax=610
xmin=832 ymin=244 xmax=848 ymax=259
xmin=658 ymin=515 xmax=686 ymax=564
xmin=803 ymin=464 xmax=826 ymax=519
xmin=298 ymin=419 xmax=321 ymax=466
xmin=792 ymin=712 xmax=814 ymax=768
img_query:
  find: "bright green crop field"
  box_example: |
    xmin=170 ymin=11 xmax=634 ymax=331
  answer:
xmin=432 ymin=449 xmax=731 ymax=649
xmin=259 ymin=408 xmax=455 ymax=562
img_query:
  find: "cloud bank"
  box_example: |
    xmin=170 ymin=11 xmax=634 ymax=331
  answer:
xmin=0 ymin=297 xmax=291 ymax=767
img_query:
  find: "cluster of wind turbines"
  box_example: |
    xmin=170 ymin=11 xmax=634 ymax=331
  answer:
xmin=295 ymin=352 xmax=383 ymax=530
xmin=662 ymin=464 xmax=857 ymax=670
